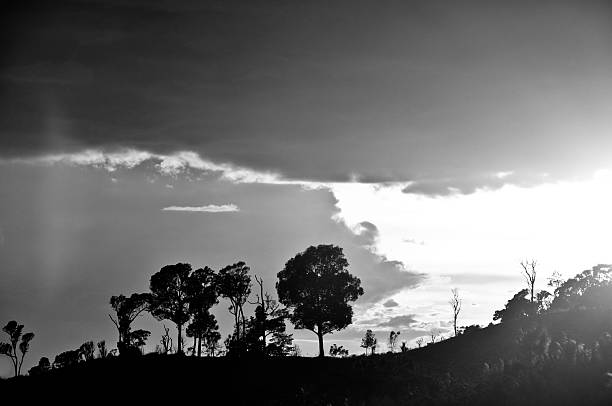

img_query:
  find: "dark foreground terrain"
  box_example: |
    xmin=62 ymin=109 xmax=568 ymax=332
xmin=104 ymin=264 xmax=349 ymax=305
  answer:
xmin=3 ymin=310 xmax=612 ymax=406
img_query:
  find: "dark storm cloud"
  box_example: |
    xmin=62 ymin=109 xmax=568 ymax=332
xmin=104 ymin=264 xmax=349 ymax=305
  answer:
xmin=2 ymin=1 xmax=612 ymax=193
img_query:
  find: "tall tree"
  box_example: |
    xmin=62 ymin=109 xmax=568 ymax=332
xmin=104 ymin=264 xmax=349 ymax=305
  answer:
xmin=449 ymin=288 xmax=462 ymax=337
xmin=217 ymin=262 xmax=252 ymax=344
xmin=149 ymin=263 xmax=193 ymax=354
xmin=186 ymin=266 xmax=218 ymax=357
xmin=109 ymin=293 xmax=151 ymax=355
xmin=0 ymin=320 xmax=34 ymax=376
xmin=277 ymin=244 xmax=364 ymax=357
xmin=521 ymin=259 xmax=538 ymax=302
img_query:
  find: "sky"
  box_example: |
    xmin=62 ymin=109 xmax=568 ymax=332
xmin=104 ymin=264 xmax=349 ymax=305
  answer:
xmin=2 ymin=0 xmax=612 ymax=375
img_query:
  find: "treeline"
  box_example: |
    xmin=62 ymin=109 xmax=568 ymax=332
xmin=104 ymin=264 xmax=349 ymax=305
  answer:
xmin=1 ymin=244 xmax=364 ymax=377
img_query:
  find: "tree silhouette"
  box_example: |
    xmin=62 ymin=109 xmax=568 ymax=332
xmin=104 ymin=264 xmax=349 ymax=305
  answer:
xmin=149 ymin=263 xmax=193 ymax=354
xmin=388 ymin=331 xmax=401 ymax=352
xmin=202 ymin=326 xmax=222 ymax=356
xmin=551 ymin=264 xmax=612 ymax=311
xmin=109 ymin=293 xmax=151 ymax=356
xmin=493 ymin=289 xmax=536 ymax=322
xmin=186 ymin=312 xmax=219 ymax=357
xmin=277 ymin=244 xmax=364 ymax=357
xmin=361 ymin=329 xmax=377 ymax=355
xmin=449 ymin=288 xmax=462 ymax=336
xmin=53 ymin=349 xmax=80 ymax=369
xmin=217 ymin=261 xmax=252 ymax=346
xmin=460 ymin=324 xmax=482 ymax=335
xmin=97 ymin=340 xmax=108 ymax=358
xmin=159 ymin=324 xmax=173 ymax=354
xmin=79 ymin=341 xmax=95 ymax=362
xmin=0 ymin=320 xmax=34 ymax=376
xmin=186 ymin=266 xmax=218 ymax=357
xmin=416 ymin=337 xmax=424 ymax=348
xmin=28 ymin=357 xmax=51 ymax=376
xmin=547 ymin=270 xmax=564 ymax=291
xmin=329 ymin=343 xmax=349 ymax=357
xmin=245 ymin=275 xmax=293 ymax=357
xmin=520 ymin=259 xmax=538 ymax=302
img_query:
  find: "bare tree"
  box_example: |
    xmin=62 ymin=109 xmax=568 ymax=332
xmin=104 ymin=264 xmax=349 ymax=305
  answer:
xmin=449 ymin=288 xmax=462 ymax=337
xmin=388 ymin=331 xmax=400 ymax=352
xmin=520 ymin=259 xmax=537 ymax=302
xmin=160 ymin=324 xmax=173 ymax=354
xmin=429 ymin=330 xmax=439 ymax=344
xmin=247 ymin=275 xmax=292 ymax=356
xmin=416 ymin=337 xmax=424 ymax=348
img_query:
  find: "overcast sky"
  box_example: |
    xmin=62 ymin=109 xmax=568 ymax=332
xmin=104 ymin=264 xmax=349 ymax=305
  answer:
xmin=2 ymin=0 xmax=612 ymax=375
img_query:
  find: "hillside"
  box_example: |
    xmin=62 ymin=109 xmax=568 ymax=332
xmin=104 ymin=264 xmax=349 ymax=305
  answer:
xmin=3 ymin=309 xmax=612 ymax=405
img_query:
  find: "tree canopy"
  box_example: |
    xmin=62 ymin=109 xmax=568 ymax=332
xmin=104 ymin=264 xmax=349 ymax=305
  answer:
xmin=149 ymin=263 xmax=193 ymax=354
xmin=217 ymin=261 xmax=252 ymax=347
xmin=0 ymin=320 xmax=34 ymax=376
xmin=277 ymin=244 xmax=363 ymax=357
xmin=109 ymin=293 xmax=151 ymax=355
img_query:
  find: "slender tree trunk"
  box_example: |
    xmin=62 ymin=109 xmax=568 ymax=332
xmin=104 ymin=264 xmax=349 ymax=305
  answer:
xmin=240 ymin=306 xmax=246 ymax=341
xmin=317 ymin=325 xmax=324 ymax=357
xmin=197 ymin=335 xmax=202 ymax=357
xmin=192 ymin=336 xmax=197 ymax=356
xmin=18 ymin=353 xmax=25 ymax=375
xmin=177 ymin=324 xmax=183 ymax=354
xmin=234 ymin=310 xmax=240 ymax=340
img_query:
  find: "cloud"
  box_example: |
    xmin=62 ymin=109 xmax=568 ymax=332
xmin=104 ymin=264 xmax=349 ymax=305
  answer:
xmin=7 ymin=149 xmax=327 ymax=189
xmin=2 ymin=1 xmax=611 ymax=194
xmin=382 ymin=299 xmax=399 ymax=308
xmin=338 ymin=218 xmax=426 ymax=303
xmin=377 ymin=314 xmax=419 ymax=329
xmin=400 ymin=172 xmax=543 ymax=197
xmin=10 ymin=149 xmax=284 ymax=184
xmin=161 ymin=204 xmax=239 ymax=213
xmin=403 ymin=238 xmax=425 ymax=246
